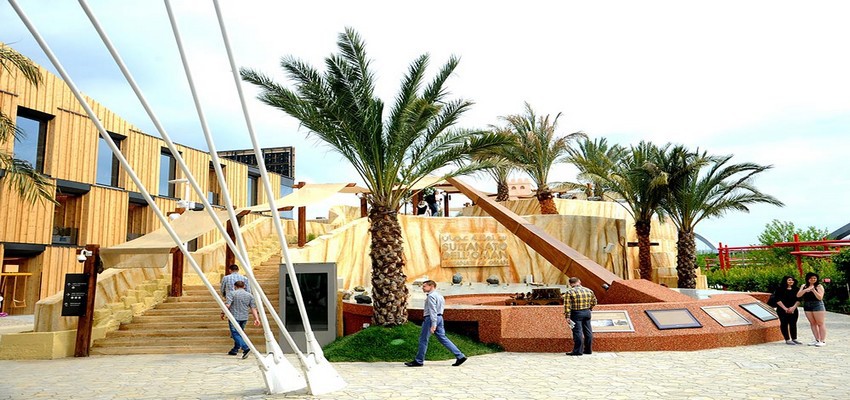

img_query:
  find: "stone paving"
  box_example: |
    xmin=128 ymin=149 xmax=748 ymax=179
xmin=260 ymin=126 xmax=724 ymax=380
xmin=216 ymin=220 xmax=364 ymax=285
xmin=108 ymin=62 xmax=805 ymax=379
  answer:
xmin=2 ymin=312 xmax=849 ymax=400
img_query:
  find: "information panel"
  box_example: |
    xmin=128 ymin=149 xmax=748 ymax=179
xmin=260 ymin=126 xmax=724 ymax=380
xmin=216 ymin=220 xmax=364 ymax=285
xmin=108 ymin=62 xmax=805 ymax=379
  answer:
xmin=61 ymin=273 xmax=89 ymax=317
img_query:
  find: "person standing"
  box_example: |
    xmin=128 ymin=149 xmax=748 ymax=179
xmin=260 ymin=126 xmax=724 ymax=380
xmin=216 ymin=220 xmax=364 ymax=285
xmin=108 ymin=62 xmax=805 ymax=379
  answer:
xmin=405 ymin=280 xmax=467 ymax=367
xmin=563 ymin=277 xmax=597 ymax=356
xmin=221 ymin=280 xmax=260 ymax=358
xmin=773 ymin=275 xmax=802 ymax=345
xmin=221 ymin=264 xmax=250 ymax=298
xmin=797 ymin=272 xmax=827 ymax=347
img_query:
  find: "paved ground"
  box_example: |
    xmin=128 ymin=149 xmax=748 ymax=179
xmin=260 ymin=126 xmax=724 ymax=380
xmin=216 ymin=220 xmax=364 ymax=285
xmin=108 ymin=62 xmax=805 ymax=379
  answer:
xmin=2 ymin=312 xmax=849 ymax=400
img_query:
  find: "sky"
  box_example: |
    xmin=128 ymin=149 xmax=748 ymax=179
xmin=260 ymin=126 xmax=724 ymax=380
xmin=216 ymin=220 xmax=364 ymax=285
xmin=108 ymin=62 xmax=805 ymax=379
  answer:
xmin=2 ymin=0 xmax=849 ymax=249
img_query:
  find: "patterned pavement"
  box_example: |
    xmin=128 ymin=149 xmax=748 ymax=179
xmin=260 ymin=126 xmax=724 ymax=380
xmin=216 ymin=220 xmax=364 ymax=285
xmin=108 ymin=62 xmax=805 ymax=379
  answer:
xmin=1 ymin=312 xmax=849 ymax=400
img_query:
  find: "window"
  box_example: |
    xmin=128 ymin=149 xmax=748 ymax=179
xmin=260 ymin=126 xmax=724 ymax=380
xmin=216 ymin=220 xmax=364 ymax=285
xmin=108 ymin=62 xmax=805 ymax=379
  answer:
xmin=207 ymin=162 xmax=223 ymax=206
xmin=96 ymin=133 xmax=124 ymax=187
xmin=159 ymin=150 xmax=177 ymax=197
xmin=247 ymin=174 xmax=259 ymax=206
xmin=14 ymin=108 xmax=52 ymax=174
xmin=279 ymin=182 xmax=293 ymax=219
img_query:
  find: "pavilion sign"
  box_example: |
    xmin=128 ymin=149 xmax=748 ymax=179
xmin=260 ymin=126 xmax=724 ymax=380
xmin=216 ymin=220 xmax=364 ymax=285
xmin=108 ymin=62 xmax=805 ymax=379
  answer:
xmin=439 ymin=233 xmax=509 ymax=267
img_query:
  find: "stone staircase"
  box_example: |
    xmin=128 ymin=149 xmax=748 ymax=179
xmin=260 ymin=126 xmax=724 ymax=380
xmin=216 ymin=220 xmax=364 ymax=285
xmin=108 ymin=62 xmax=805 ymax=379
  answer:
xmin=91 ymin=256 xmax=284 ymax=355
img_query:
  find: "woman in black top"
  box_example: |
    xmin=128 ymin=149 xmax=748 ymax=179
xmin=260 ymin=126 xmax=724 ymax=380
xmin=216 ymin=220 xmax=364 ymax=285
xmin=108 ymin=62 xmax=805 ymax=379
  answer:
xmin=797 ymin=272 xmax=827 ymax=346
xmin=773 ymin=275 xmax=801 ymax=344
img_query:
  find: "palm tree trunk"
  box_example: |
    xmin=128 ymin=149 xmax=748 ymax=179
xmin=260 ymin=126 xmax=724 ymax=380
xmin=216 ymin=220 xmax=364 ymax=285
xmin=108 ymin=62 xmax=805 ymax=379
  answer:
xmin=368 ymin=205 xmax=409 ymax=326
xmin=496 ymin=180 xmax=509 ymax=202
xmin=635 ymin=220 xmax=652 ymax=280
xmin=676 ymin=229 xmax=697 ymax=288
xmin=537 ymin=189 xmax=558 ymax=214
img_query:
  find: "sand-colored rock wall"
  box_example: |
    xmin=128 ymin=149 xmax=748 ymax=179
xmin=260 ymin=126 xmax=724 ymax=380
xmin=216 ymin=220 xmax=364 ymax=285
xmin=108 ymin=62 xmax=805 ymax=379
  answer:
xmin=461 ymin=198 xmax=693 ymax=284
xmin=293 ymin=213 xmax=628 ymax=290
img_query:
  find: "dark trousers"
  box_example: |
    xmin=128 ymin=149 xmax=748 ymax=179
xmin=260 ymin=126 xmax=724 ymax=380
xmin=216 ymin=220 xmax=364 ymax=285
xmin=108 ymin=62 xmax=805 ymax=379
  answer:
xmin=570 ymin=309 xmax=593 ymax=354
xmin=777 ymin=307 xmax=798 ymax=340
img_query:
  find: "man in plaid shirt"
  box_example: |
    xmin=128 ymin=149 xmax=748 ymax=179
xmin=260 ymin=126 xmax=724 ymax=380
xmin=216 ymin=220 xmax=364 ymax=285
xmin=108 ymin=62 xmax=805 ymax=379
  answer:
xmin=563 ymin=277 xmax=597 ymax=356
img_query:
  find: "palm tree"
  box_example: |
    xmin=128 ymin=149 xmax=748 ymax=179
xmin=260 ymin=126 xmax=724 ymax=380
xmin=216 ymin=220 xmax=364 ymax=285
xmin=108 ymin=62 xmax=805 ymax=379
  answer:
xmin=496 ymin=103 xmax=585 ymax=214
xmin=241 ymin=28 xmax=505 ymax=326
xmin=0 ymin=44 xmax=56 ymax=205
xmin=662 ymin=153 xmax=783 ymax=288
xmin=474 ymin=129 xmax=516 ymax=202
xmin=563 ymin=137 xmax=625 ymax=200
xmin=570 ymin=141 xmax=687 ymax=280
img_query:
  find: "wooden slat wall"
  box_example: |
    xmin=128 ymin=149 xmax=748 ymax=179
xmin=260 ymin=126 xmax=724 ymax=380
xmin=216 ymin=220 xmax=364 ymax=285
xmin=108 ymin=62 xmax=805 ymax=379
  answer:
xmin=2 ymin=51 xmax=293 ymax=302
xmin=38 ymin=246 xmax=81 ymax=300
xmin=80 ymin=186 xmax=130 ymax=248
xmin=0 ymin=178 xmax=55 ymax=244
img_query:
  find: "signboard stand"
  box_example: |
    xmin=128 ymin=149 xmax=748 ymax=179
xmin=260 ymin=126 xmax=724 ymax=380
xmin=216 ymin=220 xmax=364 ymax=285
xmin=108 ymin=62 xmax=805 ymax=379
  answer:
xmin=73 ymin=244 xmax=99 ymax=357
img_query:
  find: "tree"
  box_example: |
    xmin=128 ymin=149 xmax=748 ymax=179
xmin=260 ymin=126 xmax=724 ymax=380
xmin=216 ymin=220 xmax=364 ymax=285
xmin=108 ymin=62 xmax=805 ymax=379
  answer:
xmin=570 ymin=141 xmax=677 ymax=280
xmin=474 ymin=129 xmax=516 ymax=202
xmin=757 ymin=220 xmax=828 ymax=264
xmin=562 ymin=137 xmax=625 ymax=200
xmin=0 ymin=44 xmax=56 ymax=205
xmin=241 ymin=28 xmax=506 ymax=326
xmin=661 ymin=153 xmax=783 ymax=288
xmin=495 ymin=103 xmax=585 ymax=214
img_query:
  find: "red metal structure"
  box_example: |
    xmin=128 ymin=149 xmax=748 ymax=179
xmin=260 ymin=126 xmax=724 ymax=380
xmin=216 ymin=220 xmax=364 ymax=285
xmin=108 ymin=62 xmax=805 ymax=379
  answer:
xmin=716 ymin=235 xmax=850 ymax=277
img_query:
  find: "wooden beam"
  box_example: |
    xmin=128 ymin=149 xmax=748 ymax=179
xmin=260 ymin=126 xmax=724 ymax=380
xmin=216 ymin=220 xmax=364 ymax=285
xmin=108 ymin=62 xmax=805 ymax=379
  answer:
xmin=170 ymin=249 xmax=184 ymax=297
xmin=298 ymin=206 xmax=306 ymax=247
xmin=446 ymin=177 xmax=620 ymax=295
xmin=74 ymin=244 xmax=99 ymax=357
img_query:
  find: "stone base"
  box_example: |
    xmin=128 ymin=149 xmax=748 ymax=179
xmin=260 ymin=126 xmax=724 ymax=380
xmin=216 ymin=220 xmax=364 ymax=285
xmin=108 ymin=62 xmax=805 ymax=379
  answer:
xmin=342 ymin=281 xmax=783 ymax=352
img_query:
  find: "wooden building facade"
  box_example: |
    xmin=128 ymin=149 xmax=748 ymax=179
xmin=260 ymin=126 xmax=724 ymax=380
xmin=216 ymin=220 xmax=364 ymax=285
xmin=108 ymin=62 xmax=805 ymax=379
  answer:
xmin=0 ymin=48 xmax=294 ymax=315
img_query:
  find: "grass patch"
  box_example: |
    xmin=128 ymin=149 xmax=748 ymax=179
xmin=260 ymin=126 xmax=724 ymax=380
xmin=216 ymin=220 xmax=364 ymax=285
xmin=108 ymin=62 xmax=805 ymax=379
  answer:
xmin=323 ymin=322 xmax=503 ymax=362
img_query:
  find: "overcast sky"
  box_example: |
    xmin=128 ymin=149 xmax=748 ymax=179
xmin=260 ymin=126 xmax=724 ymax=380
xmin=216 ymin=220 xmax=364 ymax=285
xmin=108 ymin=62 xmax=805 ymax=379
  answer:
xmin=3 ymin=0 xmax=849 ymax=248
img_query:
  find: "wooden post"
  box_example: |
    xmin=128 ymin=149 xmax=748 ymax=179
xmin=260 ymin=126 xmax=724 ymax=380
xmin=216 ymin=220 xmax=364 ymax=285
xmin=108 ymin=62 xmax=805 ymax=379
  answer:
xmin=225 ymin=219 xmax=236 ymax=273
xmin=360 ymin=195 xmax=368 ymax=218
xmin=170 ymin=249 xmax=184 ymax=297
xmin=298 ymin=206 xmax=307 ymax=247
xmin=443 ymin=193 xmax=450 ymax=217
xmin=74 ymin=244 xmax=99 ymax=357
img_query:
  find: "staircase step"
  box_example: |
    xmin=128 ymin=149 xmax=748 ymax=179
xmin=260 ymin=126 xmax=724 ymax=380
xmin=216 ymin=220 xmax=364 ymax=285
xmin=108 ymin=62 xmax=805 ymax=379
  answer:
xmin=95 ymin=335 xmax=267 ymax=347
xmin=91 ymin=246 xmax=288 ymax=355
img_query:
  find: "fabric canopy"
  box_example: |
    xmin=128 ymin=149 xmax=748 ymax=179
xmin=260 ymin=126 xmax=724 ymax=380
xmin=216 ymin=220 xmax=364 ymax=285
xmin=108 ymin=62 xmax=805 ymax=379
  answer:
xmin=102 ymin=209 xmax=230 ymax=256
xmin=239 ymin=182 xmax=351 ymax=213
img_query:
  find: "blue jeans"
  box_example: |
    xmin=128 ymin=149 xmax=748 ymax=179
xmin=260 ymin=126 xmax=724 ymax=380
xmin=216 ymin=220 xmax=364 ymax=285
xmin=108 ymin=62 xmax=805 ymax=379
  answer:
xmin=570 ymin=309 xmax=593 ymax=354
xmin=228 ymin=320 xmax=248 ymax=352
xmin=415 ymin=315 xmax=465 ymax=364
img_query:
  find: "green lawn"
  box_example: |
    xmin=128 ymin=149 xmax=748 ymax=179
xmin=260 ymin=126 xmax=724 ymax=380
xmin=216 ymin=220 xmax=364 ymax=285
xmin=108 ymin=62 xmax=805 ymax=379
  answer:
xmin=323 ymin=322 xmax=503 ymax=362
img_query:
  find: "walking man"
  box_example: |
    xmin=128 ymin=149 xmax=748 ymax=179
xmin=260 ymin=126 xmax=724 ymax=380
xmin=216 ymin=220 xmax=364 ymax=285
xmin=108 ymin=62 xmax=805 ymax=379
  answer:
xmin=405 ymin=280 xmax=467 ymax=367
xmin=564 ymin=277 xmax=597 ymax=356
xmin=221 ymin=280 xmax=260 ymax=358
xmin=221 ymin=264 xmax=250 ymax=299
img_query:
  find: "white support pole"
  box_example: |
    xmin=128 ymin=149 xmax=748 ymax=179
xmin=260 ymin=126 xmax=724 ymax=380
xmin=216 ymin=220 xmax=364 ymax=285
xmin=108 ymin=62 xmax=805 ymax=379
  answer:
xmin=7 ymin=0 xmax=266 ymax=377
xmin=212 ymin=0 xmax=345 ymax=395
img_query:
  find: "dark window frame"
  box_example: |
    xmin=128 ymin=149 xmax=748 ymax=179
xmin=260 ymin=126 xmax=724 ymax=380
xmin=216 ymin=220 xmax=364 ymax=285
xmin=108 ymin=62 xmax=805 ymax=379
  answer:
xmin=159 ymin=149 xmax=177 ymax=198
xmin=96 ymin=132 xmax=125 ymax=188
xmin=15 ymin=107 xmax=54 ymax=174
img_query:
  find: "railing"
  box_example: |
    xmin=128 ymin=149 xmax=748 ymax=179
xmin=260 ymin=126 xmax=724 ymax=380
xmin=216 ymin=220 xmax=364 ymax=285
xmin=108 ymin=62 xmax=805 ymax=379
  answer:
xmin=52 ymin=226 xmax=79 ymax=245
xmin=715 ymin=235 xmax=850 ymax=276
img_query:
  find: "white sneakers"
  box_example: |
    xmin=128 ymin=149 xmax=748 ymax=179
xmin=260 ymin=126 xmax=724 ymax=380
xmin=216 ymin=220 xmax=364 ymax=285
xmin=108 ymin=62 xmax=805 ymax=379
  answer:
xmin=792 ymin=339 xmax=803 ymax=345
xmin=807 ymin=340 xmax=826 ymax=347
xmin=785 ymin=340 xmax=795 ymax=345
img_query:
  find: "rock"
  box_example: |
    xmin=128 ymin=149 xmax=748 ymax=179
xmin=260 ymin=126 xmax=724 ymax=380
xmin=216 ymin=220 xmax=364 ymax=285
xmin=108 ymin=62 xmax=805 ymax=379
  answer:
xmin=354 ymin=294 xmax=372 ymax=304
xmin=486 ymin=275 xmax=500 ymax=285
xmin=452 ymin=273 xmax=463 ymax=285
xmin=353 ymin=286 xmax=365 ymax=292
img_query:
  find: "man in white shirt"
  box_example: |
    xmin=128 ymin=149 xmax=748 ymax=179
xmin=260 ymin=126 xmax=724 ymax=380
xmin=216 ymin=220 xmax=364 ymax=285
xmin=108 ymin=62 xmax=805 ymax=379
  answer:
xmin=405 ymin=280 xmax=467 ymax=367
